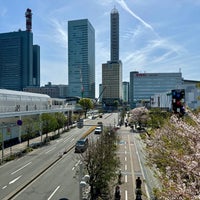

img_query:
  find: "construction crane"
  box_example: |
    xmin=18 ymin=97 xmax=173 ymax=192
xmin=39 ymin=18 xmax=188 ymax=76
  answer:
xmin=94 ymin=86 xmax=106 ymax=104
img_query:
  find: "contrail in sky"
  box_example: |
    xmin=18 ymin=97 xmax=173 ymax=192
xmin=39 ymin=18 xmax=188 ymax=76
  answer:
xmin=116 ymin=0 xmax=154 ymax=31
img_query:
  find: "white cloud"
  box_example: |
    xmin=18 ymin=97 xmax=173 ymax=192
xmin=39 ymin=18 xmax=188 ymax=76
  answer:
xmin=50 ymin=18 xmax=68 ymax=48
xmin=116 ymin=0 xmax=154 ymax=31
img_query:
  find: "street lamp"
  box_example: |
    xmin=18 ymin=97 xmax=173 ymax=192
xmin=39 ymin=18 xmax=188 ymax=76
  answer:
xmin=79 ymin=162 xmax=90 ymax=200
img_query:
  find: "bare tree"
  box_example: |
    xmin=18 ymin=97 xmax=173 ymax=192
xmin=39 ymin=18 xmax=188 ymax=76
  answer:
xmin=81 ymin=127 xmax=120 ymax=199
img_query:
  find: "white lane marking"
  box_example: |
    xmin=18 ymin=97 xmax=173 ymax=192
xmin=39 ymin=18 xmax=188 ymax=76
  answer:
xmin=133 ymin=137 xmax=150 ymax=199
xmin=125 ymin=145 xmax=127 ymax=149
xmin=45 ymin=147 xmax=56 ymax=154
xmin=128 ymin=135 xmax=136 ymax=198
xmin=47 ymin=185 xmax=60 ymax=200
xmin=125 ymin=157 xmax=127 ymax=161
xmin=125 ymin=150 xmax=127 ymax=154
xmin=11 ymin=162 xmax=32 ymax=175
xmin=125 ymin=175 xmax=127 ymax=183
xmin=9 ymin=175 xmax=22 ymax=184
xmin=125 ymin=164 xmax=127 ymax=171
xmin=72 ymin=160 xmax=81 ymax=171
xmin=2 ymin=185 xmax=7 ymax=189
xmin=125 ymin=190 xmax=128 ymax=200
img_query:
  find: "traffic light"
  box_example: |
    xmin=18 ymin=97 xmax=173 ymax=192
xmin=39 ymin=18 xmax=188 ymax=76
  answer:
xmin=172 ymin=89 xmax=185 ymax=115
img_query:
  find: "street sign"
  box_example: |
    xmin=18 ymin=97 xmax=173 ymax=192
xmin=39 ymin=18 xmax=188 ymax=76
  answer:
xmin=17 ymin=119 xmax=23 ymax=126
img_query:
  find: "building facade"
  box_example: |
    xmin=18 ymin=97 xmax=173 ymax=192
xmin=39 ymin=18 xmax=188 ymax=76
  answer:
xmin=110 ymin=7 xmax=119 ymax=62
xmin=24 ymin=82 xmax=68 ymax=98
xmin=122 ymin=81 xmax=129 ymax=103
xmin=0 ymin=9 xmax=40 ymax=91
xmin=68 ymin=19 xmax=95 ymax=99
xmin=102 ymin=61 xmax=122 ymax=105
xmin=33 ymin=45 xmax=40 ymax=86
xmin=102 ymin=7 xmax=122 ymax=108
xmin=150 ymin=80 xmax=200 ymax=110
xmin=130 ymin=71 xmax=183 ymax=108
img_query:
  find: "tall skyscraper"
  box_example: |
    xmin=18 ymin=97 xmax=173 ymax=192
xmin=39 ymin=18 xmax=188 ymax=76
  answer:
xmin=0 ymin=8 xmax=40 ymax=91
xmin=102 ymin=7 xmax=122 ymax=107
xmin=68 ymin=19 xmax=95 ymax=99
xmin=110 ymin=7 xmax=119 ymax=62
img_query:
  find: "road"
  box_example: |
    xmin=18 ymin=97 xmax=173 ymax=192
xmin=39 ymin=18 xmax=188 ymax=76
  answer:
xmin=0 ymin=124 xmax=91 ymax=200
xmin=0 ymin=112 xmax=159 ymax=200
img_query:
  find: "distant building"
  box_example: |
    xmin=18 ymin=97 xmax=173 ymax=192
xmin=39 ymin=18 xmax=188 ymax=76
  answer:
xmin=33 ymin=45 xmax=40 ymax=86
xmin=68 ymin=19 xmax=95 ymax=98
xmin=102 ymin=61 xmax=122 ymax=105
xmin=102 ymin=7 xmax=122 ymax=108
xmin=182 ymin=80 xmax=200 ymax=109
xmin=24 ymin=82 xmax=68 ymax=98
xmin=122 ymin=81 xmax=129 ymax=103
xmin=0 ymin=8 xmax=40 ymax=91
xmin=130 ymin=71 xmax=183 ymax=108
xmin=151 ymin=80 xmax=200 ymax=110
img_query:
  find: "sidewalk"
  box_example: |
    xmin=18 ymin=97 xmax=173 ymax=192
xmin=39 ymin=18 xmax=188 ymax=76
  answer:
xmin=0 ymin=127 xmax=69 ymax=164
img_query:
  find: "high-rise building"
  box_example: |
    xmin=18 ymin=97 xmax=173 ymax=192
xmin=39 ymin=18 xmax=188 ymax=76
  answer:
xmin=102 ymin=7 xmax=122 ymax=107
xmin=33 ymin=45 xmax=40 ymax=86
xmin=68 ymin=19 xmax=95 ymax=99
xmin=110 ymin=7 xmax=119 ymax=62
xmin=122 ymin=81 xmax=129 ymax=103
xmin=0 ymin=8 xmax=40 ymax=91
xmin=102 ymin=61 xmax=122 ymax=105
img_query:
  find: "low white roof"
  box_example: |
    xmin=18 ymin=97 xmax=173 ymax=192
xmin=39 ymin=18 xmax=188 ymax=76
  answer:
xmin=0 ymin=89 xmax=51 ymax=98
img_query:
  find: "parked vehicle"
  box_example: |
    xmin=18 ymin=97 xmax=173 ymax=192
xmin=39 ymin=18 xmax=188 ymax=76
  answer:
xmin=75 ymin=138 xmax=89 ymax=153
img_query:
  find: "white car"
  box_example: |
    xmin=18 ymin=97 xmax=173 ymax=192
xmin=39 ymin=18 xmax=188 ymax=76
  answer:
xmin=94 ymin=126 xmax=102 ymax=134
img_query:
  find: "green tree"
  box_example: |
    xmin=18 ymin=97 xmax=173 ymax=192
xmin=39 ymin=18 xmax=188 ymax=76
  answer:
xmin=147 ymin=108 xmax=170 ymax=130
xmin=78 ymin=98 xmax=94 ymax=118
xmin=41 ymin=113 xmax=58 ymax=138
xmin=113 ymin=100 xmax=119 ymax=109
xmin=54 ymin=112 xmax=66 ymax=133
xmin=22 ymin=116 xmax=39 ymax=147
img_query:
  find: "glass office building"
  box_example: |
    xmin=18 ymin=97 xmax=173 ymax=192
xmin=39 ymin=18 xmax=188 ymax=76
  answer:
xmin=130 ymin=71 xmax=183 ymax=108
xmin=0 ymin=30 xmax=40 ymax=91
xmin=68 ymin=19 xmax=95 ymax=98
xmin=122 ymin=81 xmax=129 ymax=103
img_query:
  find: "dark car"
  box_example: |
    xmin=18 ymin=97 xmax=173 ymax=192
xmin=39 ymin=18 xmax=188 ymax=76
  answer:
xmin=75 ymin=138 xmax=88 ymax=153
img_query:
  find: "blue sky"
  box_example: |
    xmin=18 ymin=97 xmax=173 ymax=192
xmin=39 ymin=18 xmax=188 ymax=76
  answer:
xmin=0 ymin=0 xmax=200 ymax=96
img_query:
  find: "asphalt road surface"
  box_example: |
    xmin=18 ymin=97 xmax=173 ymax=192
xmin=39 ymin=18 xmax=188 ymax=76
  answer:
xmin=0 ymin=113 xmax=159 ymax=200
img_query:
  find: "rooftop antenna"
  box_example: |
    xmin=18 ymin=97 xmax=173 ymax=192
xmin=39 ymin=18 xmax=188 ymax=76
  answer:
xmin=25 ymin=8 xmax=32 ymax=32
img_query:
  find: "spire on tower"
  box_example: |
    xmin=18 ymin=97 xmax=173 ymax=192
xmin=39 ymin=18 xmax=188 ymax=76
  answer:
xmin=25 ymin=8 xmax=32 ymax=32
